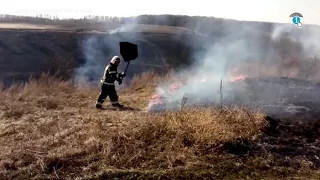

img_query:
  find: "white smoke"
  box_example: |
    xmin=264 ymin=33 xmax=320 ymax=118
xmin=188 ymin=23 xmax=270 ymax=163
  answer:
xmin=271 ymin=24 xmax=320 ymax=80
xmin=74 ymin=18 xmax=140 ymax=87
xmin=108 ymin=24 xmax=139 ymax=34
xmin=72 ymin=15 xmax=320 ymax=113
xmin=150 ymin=21 xmax=320 ymax=110
xmin=74 ymin=37 xmax=105 ymax=86
xmin=272 ymin=23 xmax=320 ymax=58
xmin=152 ymin=22 xmax=272 ymax=105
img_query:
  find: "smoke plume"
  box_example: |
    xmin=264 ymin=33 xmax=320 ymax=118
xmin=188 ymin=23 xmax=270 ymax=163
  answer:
xmin=151 ymin=21 xmax=320 ymax=117
xmin=153 ymin=22 xmax=272 ymax=103
xmin=74 ymin=18 xmax=140 ymax=87
xmin=72 ymin=14 xmax=320 ymax=117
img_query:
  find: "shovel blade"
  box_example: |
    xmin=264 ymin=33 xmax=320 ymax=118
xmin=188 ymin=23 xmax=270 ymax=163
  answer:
xmin=120 ymin=42 xmax=138 ymax=62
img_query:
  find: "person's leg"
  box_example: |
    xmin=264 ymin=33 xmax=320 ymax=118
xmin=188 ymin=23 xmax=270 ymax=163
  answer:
xmin=96 ymin=84 xmax=109 ymax=108
xmin=109 ymin=86 xmax=123 ymax=107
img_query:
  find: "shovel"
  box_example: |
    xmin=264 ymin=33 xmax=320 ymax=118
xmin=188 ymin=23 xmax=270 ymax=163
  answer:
xmin=119 ymin=42 xmax=138 ymax=78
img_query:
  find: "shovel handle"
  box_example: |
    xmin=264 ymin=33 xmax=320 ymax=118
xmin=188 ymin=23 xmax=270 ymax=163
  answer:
xmin=124 ymin=61 xmax=130 ymax=74
xmin=119 ymin=61 xmax=130 ymax=80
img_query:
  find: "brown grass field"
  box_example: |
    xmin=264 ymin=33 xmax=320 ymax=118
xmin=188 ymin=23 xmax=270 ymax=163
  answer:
xmin=0 ymin=15 xmax=320 ymax=179
xmin=0 ymin=72 xmax=319 ymax=179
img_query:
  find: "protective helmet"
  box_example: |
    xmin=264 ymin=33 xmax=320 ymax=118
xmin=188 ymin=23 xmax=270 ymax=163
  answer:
xmin=110 ymin=56 xmax=120 ymax=65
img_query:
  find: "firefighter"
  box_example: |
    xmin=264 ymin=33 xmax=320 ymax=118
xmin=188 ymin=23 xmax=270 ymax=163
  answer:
xmin=96 ymin=56 xmax=126 ymax=109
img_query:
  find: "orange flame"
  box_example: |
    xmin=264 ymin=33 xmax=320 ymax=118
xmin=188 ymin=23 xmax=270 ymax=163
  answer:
xmin=169 ymin=83 xmax=182 ymax=92
xmin=150 ymin=94 xmax=165 ymax=104
xmin=229 ymin=75 xmax=247 ymax=82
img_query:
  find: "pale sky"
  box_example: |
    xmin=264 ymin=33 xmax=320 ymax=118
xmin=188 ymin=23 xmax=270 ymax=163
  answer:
xmin=1 ymin=0 xmax=319 ymax=25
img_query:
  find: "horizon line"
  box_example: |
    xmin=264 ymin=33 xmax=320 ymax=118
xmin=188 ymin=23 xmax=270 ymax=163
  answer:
xmin=0 ymin=13 xmax=319 ymax=27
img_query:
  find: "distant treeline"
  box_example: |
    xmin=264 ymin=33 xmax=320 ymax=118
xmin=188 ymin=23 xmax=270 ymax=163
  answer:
xmin=0 ymin=14 xmax=275 ymax=35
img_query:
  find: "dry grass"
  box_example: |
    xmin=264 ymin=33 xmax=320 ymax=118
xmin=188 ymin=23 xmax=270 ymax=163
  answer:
xmin=0 ymin=72 xmax=319 ymax=179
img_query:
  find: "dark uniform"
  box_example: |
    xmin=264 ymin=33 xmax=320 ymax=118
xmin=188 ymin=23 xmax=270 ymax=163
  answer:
xmin=96 ymin=56 xmax=125 ymax=109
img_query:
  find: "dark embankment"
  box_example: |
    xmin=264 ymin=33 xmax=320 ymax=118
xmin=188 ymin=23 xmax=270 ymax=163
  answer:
xmin=0 ymin=29 xmax=205 ymax=87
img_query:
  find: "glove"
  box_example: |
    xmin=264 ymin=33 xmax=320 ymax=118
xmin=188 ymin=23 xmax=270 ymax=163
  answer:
xmin=119 ymin=72 xmax=126 ymax=77
xmin=118 ymin=79 xmax=122 ymax=85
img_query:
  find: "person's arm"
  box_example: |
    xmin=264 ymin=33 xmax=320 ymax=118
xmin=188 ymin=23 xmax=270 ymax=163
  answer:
xmin=107 ymin=68 xmax=123 ymax=84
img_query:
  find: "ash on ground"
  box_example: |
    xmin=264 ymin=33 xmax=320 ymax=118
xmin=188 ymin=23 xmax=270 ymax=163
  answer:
xmin=223 ymin=77 xmax=320 ymax=120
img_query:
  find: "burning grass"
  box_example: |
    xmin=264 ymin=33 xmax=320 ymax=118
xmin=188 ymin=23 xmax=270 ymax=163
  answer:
xmin=0 ymin=72 xmax=319 ymax=179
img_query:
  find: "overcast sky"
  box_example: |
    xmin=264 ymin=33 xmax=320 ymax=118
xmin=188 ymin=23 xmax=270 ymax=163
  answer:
xmin=0 ymin=0 xmax=318 ymax=25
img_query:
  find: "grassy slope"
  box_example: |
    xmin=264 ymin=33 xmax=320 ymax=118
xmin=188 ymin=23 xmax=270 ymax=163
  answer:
xmin=0 ymin=72 xmax=319 ymax=180
xmin=0 ymin=17 xmax=319 ymax=179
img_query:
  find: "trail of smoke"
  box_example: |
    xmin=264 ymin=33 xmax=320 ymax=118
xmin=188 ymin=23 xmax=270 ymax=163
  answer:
xmin=149 ymin=21 xmax=320 ymax=114
xmin=73 ymin=22 xmax=139 ymax=87
xmin=153 ymin=22 xmax=271 ymax=106
xmin=74 ymin=37 xmax=101 ymax=86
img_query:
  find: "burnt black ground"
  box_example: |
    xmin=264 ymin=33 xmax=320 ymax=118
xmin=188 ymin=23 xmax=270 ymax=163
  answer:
xmin=149 ymin=76 xmax=320 ymax=121
xmin=230 ymin=77 xmax=320 ymax=120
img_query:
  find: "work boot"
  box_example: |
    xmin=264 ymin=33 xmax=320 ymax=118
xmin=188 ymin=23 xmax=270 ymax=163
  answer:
xmin=112 ymin=103 xmax=124 ymax=108
xmin=96 ymin=104 xmax=102 ymax=109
